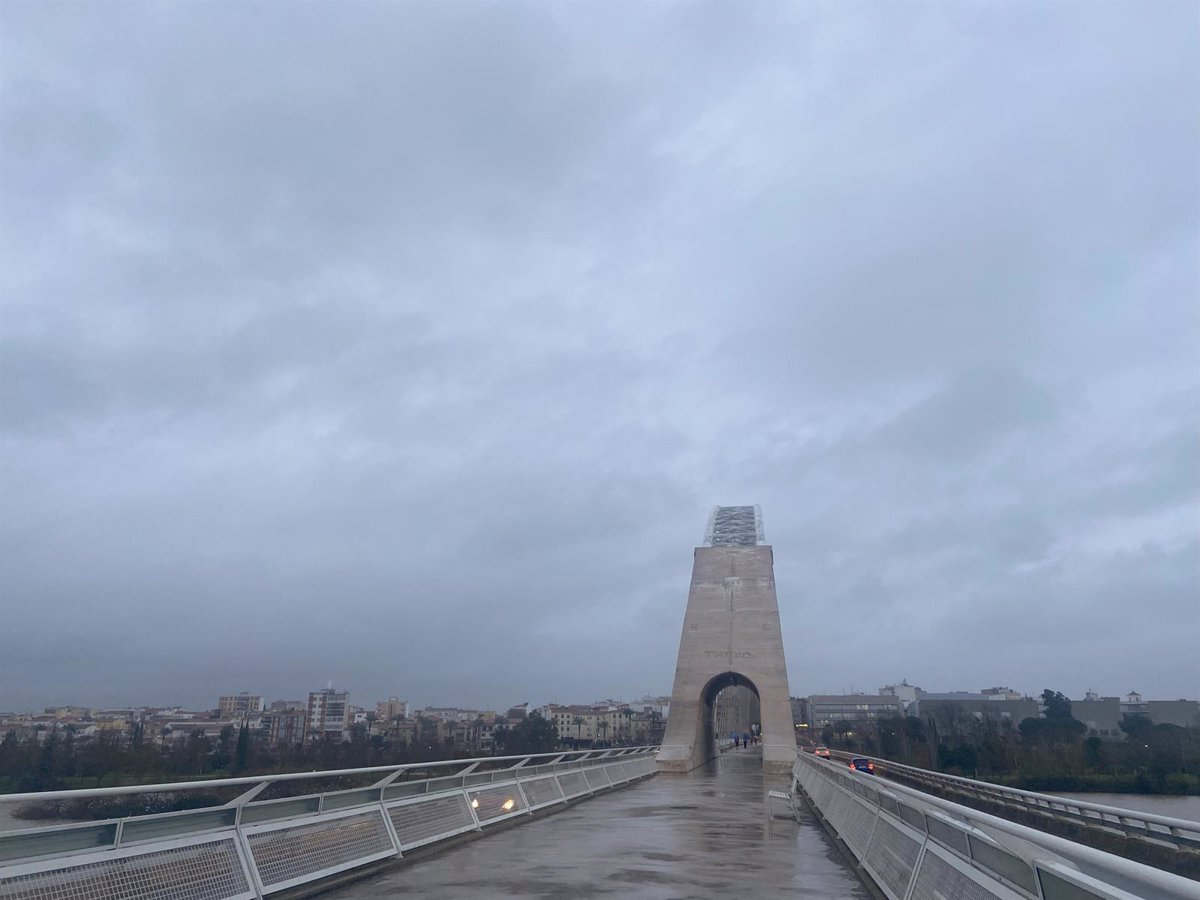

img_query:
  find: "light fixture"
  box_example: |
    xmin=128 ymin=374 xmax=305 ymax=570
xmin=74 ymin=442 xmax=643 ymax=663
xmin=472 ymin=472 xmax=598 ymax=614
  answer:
xmin=471 ymin=798 xmax=479 ymax=809
xmin=501 ymin=798 xmax=515 ymax=811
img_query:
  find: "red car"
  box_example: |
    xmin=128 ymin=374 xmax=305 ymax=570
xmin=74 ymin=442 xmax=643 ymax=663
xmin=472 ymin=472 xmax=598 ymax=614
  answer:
xmin=814 ymin=746 xmax=831 ymax=758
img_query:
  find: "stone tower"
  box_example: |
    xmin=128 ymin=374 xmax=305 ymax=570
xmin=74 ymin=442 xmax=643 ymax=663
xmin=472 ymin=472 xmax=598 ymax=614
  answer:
xmin=657 ymin=506 xmax=797 ymax=774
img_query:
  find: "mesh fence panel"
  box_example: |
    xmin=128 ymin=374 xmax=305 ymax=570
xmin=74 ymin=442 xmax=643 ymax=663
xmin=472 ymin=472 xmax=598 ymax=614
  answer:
xmin=839 ymin=796 xmax=879 ymax=860
xmin=465 ymin=785 xmax=528 ymax=825
xmin=517 ymin=777 xmax=565 ymax=810
xmin=926 ymin=816 xmax=970 ymax=857
xmin=825 ymin=790 xmax=849 ymax=830
xmin=0 ymin=837 xmax=251 ymax=900
xmin=863 ymin=816 xmax=922 ymax=900
xmin=386 ymin=794 xmax=476 ymax=850
xmin=583 ymin=767 xmax=611 ymax=791
xmin=604 ymin=765 xmax=627 ymax=785
xmin=813 ymin=776 xmax=835 ymax=810
xmin=245 ymin=810 xmax=394 ymax=892
xmin=556 ymin=771 xmax=591 ymax=799
xmin=909 ymin=846 xmax=1017 ymax=900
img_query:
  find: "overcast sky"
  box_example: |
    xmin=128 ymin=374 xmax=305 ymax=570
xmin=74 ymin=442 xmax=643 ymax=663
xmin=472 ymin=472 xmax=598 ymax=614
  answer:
xmin=2 ymin=1 xmax=1197 ymax=715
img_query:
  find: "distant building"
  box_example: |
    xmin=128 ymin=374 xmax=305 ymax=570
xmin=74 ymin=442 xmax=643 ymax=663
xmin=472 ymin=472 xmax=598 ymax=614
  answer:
xmin=807 ymin=695 xmax=902 ymax=726
xmin=1074 ymin=697 xmax=1122 ymax=738
xmin=308 ymin=688 xmax=350 ymax=739
xmin=630 ymin=696 xmax=671 ymax=719
xmin=1120 ymin=691 xmax=1147 ymax=716
xmin=420 ymin=706 xmax=483 ymax=723
xmin=918 ymin=697 xmax=1039 ymax=731
xmin=376 ymin=697 xmax=409 ymax=722
xmin=388 ymin=719 xmax=418 ymax=745
xmin=44 ymin=706 xmax=91 ymax=719
xmin=790 ymin=697 xmax=808 ymax=727
xmin=879 ymin=681 xmax=921 ymax=711
xmin=218 ymin=693 xmax=263 ymax=718
xmin=917 ymin=691 xmax=989 ymax=704
xmin=1144 ymin=700 xmax=1200 ymax=728
xmin=268 ymin=699 xmax=305 ymax=712
xmin=537 ymin=703 xmax=630 ymax=745
xmin=981 ymin=687 xmax=1023 ymax=701
xmin=262 ymin=708 xmax=308 ymax=745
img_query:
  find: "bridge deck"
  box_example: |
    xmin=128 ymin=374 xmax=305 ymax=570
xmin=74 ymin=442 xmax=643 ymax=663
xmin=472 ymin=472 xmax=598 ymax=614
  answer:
xmin=331 ymin=750 xmax=868 ymax=899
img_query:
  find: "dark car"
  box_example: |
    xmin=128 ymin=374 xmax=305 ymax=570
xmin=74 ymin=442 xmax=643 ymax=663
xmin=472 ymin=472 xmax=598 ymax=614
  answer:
xmin=849 ymin=757 xmax=875 ymax=774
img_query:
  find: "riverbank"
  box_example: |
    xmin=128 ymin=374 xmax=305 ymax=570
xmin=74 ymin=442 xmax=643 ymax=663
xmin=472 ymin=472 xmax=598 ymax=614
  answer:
xmin=988 ymin=772 xmax=1200 ymax=796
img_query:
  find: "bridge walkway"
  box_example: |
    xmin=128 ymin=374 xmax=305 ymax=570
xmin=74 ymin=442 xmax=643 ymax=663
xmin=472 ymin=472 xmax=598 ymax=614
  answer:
xmin=332 ymin=749 xmax=869 ymax=899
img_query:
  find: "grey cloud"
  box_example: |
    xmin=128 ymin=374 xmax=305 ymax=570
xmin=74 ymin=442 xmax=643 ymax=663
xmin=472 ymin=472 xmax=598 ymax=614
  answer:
xmin=868 ymin=369 xmax=1061 ymax=461
xmin=1 ymin=0 xmax=1197 ymax=712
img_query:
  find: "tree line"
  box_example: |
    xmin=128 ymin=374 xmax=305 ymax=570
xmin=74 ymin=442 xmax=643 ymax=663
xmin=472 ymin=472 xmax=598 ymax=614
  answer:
xmin=0 ymin=713 xmax=563 ymax=798
xmin=821 ymin=690 xmax=1200 ymax=795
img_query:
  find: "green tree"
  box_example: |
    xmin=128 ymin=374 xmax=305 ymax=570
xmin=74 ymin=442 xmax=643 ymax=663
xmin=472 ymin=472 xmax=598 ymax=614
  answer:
xmin=495 ymin=712 xmax=558 ymax=755
xmin=1083 ymin=735 xmax=1104 ymax=769
xmin=1041 ymin=690 xmax=1073 ymax=720
xmin=233 ymin=723 xmax=250 ymax=774
xmin=1019 ymin=715 xmax=1086 ymax=744
xmin=1120 ymin=714 xmax=1153 ymax=739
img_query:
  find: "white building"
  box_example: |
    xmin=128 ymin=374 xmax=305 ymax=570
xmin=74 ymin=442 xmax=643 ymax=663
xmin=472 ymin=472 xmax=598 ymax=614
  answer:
xmin=308 ymin=688 xmax=350 ymax=739
xmin=218 ymin=693 xmax=263 ymax=717
xmin=879 ymin=681 xmax=921 ymax=711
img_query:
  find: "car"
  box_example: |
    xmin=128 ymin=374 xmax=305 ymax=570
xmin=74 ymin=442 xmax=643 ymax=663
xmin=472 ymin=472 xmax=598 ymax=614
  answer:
xmin=814 ymin=746 xmax=831 ymax=758
xmin=849 ymin=757 xmax=875 ymax=774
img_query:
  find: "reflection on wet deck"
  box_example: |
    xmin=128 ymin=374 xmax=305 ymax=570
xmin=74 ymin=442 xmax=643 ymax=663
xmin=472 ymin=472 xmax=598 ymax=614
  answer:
xmin=333 ymin=750 xmax=868 ymax=899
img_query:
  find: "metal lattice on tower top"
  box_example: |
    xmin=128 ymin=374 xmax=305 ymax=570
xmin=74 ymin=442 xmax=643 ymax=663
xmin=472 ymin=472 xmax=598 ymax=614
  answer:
xmin=703 ymin=505 xmax=764 ymax=546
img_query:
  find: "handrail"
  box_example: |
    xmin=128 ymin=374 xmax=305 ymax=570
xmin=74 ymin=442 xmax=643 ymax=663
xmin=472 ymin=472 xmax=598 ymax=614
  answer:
xmin=0 ymin=746 xmax=662 ymax=896
xmin=0 ymin=745 xmax=661 ymax=805
xmin=840 ymin=751 xmax=1200 ymax=836
xmin=796 ymin=752 xmax=1200 ymax=900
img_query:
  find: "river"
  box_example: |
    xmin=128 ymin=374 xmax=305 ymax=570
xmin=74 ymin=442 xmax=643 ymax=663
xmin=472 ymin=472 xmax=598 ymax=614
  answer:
xmin=0 ymin=803 xmax=88 ymax=833
xmin=1052 ymin=791 xmax=1200 ymax=821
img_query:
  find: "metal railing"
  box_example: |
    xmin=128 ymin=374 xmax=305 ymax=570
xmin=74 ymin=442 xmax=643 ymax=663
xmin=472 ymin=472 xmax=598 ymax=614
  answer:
xmin=831 ymin=750 xmax=1200 ymax=854
xmin=794 ymin=751 xmax=1200 ymax=900
xmin=0 ymin=745 xmax=660 ymax=898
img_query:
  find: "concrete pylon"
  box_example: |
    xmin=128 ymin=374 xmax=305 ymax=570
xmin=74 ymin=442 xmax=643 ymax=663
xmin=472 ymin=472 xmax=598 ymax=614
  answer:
xmin=657 ymin=506 xmax=797 ymax=774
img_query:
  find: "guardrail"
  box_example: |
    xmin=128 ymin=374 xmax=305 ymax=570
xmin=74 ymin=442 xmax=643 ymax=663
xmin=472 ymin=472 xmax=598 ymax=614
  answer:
xmin=794 ymin=751 xmax=1200 ymax=900
xmin=0 ymin=745 xmax=660 ymax=898
xmin=835 ymin=751 xmax=1200 ymax=855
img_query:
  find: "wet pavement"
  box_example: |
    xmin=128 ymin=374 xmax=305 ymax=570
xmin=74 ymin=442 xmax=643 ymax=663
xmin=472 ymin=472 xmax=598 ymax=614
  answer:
xmin=332 ymin=749 xmax=869 ymax=899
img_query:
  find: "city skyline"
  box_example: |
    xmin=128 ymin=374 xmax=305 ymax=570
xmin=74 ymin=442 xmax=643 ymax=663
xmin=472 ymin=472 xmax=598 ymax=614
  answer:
xmin=3 ymin=2 xmax=1197 ymax=712
xmin=8 ymin=680 xmax=1198 ymax=718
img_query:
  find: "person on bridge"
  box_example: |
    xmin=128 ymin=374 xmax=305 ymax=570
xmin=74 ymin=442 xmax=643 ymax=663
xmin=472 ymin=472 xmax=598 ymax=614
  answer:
xmin=743 ymin=732 xmax=751 ymax=748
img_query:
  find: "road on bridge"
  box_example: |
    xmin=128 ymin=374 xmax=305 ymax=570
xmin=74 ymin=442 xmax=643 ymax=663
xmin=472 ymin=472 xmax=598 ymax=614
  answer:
xmin=331 ymin=748 xmax=869 ymax=899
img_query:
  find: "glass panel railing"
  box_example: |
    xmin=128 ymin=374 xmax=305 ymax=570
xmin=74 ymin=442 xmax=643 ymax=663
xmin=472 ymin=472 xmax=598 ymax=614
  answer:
xmin=0 ymin=823 xmax=118 ymax=862
xmin=120 ymin=807 xmax=237 ymax=844
xmin=240 ymin=796 xmax=320 ymax=824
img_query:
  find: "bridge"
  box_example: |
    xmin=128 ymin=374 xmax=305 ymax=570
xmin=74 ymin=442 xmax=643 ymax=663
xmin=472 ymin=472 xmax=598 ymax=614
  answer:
xmin=2 ymin=507 xmax=1198 ymax=899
